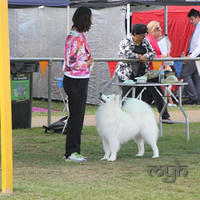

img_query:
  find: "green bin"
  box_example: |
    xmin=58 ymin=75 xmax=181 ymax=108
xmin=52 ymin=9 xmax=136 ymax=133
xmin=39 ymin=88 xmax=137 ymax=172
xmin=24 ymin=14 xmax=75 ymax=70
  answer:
xmin=10 ymin=61 xmax=39 ymax=129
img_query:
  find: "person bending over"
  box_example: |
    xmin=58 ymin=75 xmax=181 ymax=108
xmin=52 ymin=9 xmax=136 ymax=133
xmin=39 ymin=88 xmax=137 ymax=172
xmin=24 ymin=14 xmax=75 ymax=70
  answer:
xmin=116 ymin=23 xmax=171 ymax=121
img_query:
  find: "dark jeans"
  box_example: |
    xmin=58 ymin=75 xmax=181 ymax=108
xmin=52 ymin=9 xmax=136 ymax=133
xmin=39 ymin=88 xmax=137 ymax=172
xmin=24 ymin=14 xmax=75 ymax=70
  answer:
xmin=180 ymin=60 xmax=200 ymax=102
xmin=119 ymin=78 xmax=170 ymax=120
xmin=63 ymin=75 xmax=89 ymax=158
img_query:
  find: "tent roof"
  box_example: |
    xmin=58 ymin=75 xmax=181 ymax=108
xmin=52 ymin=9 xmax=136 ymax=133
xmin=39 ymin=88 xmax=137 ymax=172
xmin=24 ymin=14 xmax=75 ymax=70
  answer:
xmin=129 ymin=0 xmax=200 ymax=6
xmin=8 ymin=0 xmax=69 ymax=7
xmin=134 ymin=5 xmax=200 ymax=13
xmin=8 ymin=0 xmax=128 ymax=8
xmin=69 ymin=0 xmax=129 ymax=8
xmin=8 ymin=0 xmax=200 ymax=8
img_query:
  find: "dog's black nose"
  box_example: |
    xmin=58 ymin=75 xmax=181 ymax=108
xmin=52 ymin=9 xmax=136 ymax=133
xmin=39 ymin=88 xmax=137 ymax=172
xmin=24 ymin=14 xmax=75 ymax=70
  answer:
xmin=99 ymin=92 xmax=102 ymax=100
xmin=98 ymin=92 xmax=106 ymax=103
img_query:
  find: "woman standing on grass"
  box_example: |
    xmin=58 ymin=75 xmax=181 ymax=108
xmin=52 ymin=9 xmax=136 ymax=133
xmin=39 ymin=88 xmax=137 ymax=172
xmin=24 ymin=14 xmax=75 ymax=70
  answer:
xmin=63 ymin=7 xmax=93 ymax=162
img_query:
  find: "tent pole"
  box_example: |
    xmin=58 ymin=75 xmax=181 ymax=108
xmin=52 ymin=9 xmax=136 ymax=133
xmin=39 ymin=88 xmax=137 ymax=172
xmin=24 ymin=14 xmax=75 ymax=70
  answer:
xmin=164 ymin=6 xmax=168 ymax=36
xmin=67 ymin=6 xmax=70 ymax=35
xmin=126 ymin=4 xmax=130 ymax=38
xmin=0 ymin=0 xmax=13 ymax=194
xmin=47 ymin=60 xmax=52 ymax=126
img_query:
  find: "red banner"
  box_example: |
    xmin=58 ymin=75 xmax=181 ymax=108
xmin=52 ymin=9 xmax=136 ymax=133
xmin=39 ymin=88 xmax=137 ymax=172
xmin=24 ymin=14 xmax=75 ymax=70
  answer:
xmin=107 ymin=61 xmax=118 ymax=78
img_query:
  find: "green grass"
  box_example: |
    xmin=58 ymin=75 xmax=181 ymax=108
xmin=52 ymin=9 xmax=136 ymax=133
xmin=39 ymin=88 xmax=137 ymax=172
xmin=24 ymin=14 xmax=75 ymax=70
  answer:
xmin=0 ymin=123 xmax=200 ymax=199
xmin=32 ymin=99 xmax=98 ymax=116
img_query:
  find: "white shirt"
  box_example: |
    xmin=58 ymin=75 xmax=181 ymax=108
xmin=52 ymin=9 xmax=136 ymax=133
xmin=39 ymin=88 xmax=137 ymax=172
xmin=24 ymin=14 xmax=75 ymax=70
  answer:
xmin=189 ymin=21 xmax=200 ymax=58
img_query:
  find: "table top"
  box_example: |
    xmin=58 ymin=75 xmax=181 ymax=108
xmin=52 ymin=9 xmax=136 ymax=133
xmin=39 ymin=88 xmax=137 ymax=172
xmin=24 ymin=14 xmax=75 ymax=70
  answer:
xmin=114 ymin=82 xmax=188 ymax=87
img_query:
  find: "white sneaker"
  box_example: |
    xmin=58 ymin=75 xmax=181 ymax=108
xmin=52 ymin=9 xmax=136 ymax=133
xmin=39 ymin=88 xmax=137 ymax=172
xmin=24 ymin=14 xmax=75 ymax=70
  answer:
xmin=168 ymin=103 xmax=177 ymax=107
xmin=65 ymin=152 xmax=87 ymax=162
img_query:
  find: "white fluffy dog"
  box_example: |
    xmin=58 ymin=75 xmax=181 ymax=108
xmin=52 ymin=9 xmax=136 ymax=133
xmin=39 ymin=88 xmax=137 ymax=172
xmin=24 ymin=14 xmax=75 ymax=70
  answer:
xmin=96 ymin=94 xmax=159 ymax=161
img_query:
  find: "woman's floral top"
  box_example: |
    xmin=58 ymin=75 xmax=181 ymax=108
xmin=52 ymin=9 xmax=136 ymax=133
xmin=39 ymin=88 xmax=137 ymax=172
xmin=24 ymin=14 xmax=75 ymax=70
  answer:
xmin=116 ymin=37 xmax=155 ymax=81
xmin=64 ymin=29 xmax=91 ymax=78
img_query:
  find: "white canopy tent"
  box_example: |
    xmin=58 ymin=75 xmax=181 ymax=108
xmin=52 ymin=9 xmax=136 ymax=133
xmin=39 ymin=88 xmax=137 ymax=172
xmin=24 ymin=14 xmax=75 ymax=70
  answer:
xmin=8 ymin=0 xmax=200 ymax=105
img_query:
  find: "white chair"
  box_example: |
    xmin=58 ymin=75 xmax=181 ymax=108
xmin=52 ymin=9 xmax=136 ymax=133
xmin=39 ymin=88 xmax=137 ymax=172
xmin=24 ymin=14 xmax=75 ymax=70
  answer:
xmin=56 ymin=77 xmax=68 ymax=114
xmin=56 ymin=77 xmax=69 ymax=134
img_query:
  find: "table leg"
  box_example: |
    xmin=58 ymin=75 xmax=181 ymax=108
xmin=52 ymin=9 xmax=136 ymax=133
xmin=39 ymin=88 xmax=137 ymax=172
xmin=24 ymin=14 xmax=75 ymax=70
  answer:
xmin=166 ymin=86 xmax=190 ymax=140
xmin=154 ymin=86 xmax=168 ymax=137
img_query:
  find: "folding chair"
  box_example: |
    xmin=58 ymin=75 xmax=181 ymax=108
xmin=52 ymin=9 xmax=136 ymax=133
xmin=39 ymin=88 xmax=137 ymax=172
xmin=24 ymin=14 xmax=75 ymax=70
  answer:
xmin=56 ymin=77 xmax=68 ymax=114
xmin=173 ymin=61 xmax=187 ymax=99
xmin=174 ymin=61 xmax=183 ymax=78
xmin=56 ymin=77 xmax=69 ymax=133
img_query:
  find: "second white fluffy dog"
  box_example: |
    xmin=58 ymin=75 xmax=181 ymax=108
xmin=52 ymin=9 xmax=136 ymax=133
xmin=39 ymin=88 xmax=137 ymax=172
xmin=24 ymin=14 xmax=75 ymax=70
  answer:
xmin=96 ymin=94 xmax=159 ymax=161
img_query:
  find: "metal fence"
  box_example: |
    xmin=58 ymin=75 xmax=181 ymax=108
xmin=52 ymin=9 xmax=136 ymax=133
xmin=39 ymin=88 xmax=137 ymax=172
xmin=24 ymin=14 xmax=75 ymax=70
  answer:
xmin=10 ymin=56 xmax=200 ymax=126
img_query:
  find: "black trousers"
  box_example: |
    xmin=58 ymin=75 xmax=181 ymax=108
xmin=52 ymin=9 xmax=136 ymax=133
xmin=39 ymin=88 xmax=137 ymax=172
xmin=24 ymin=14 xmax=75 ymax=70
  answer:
xmin=63 ymin=75 xmax=89 ymax=158
xmin=180 ymin=60 xmax=200 ymax=102
xmin=119 ymin=79 xmax=170 ymax=120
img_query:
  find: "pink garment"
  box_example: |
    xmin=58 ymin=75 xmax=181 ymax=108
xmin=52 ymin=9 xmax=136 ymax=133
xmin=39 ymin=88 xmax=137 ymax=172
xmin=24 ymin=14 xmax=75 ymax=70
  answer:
xmin=146 ymin=34 xmax=162 ymax=71
xmin=64 ymin=29 xmax=91 ymax=77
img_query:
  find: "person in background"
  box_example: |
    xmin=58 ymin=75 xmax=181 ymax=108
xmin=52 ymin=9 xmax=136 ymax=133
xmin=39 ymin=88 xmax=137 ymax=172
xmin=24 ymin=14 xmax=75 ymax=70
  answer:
xmin=181 ymin=8 xmax=200 ymax=105
xmin=116 ymin=23 xmax=171 ymax=121
xmin=146 ymin=21 xmax=166 ymax=70
xmin=63 ymin=7 xmax=94 ymax=162
xmin=146 ymin=20 xmax=176 ymax=107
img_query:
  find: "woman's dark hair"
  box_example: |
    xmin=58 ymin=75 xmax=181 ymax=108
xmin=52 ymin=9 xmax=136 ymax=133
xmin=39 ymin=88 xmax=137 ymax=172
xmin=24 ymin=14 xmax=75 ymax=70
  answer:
xmin=72 ymin=7 xmax=92 ymax=32
xmin=131 ymin=23 xmax=147 ymax=35
xmin=188 ymin=9 xmax=200 ymax=18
